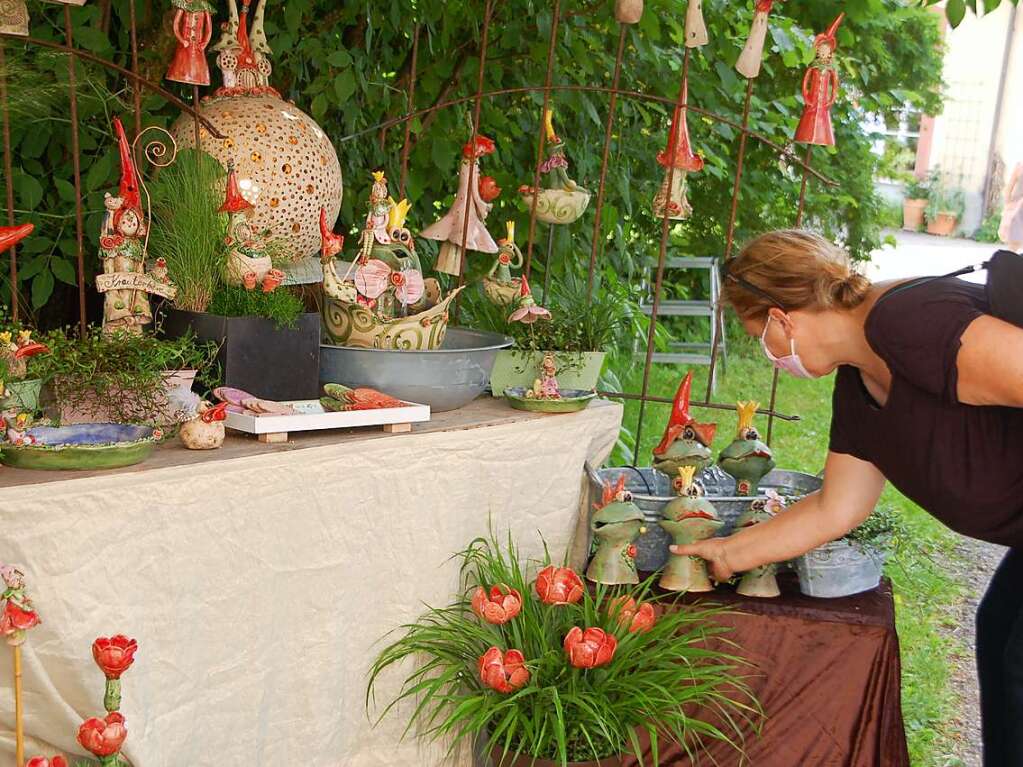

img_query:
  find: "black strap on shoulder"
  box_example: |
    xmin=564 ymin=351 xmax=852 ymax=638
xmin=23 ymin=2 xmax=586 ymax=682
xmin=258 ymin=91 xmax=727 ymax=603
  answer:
xmin=873 ymin=261 xmax=990 ymax=308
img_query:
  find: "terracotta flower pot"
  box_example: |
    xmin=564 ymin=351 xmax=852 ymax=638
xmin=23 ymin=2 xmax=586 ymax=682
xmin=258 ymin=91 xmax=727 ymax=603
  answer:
xmin=901 ymin=198 xmax=926 ymax=231
xmin=490 ymin=748 xmax=622 ymax=767
xmin=926 ymin=212 xmax=958 ymax=237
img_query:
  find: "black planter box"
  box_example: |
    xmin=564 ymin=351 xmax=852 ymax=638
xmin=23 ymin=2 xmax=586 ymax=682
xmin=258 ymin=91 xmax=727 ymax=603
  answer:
xmin=161 ymin=309 xmax=321 ymax=401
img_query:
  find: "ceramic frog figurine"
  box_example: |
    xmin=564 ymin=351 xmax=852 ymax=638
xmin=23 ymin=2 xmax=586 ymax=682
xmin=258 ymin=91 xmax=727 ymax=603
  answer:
xmin=586 ymin=476 xmax=646 ymax=586
xmin=734 ymin=492 xmax=786 ymax=598
xmin=718 ymin=401 xmax=775 ymax=497
xmin=659 ymin=466 xmax=722 ymax=592
xmin=652 ymin=372 xmax=717 ymax=478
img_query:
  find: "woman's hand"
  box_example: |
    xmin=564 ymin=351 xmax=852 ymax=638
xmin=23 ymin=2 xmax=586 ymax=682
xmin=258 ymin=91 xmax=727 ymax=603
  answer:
xmin=669 ymin=538 xmax=734 ymax=582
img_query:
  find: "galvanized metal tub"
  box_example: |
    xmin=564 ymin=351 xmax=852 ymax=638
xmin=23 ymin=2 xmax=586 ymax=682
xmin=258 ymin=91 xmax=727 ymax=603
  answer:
xmin=319 ymin=327 xmax=513 ymax=412
xmin=585 ymin=465 xmax=822 ymax=572
xmin=795 ymin=539 xmax=889 ymax=598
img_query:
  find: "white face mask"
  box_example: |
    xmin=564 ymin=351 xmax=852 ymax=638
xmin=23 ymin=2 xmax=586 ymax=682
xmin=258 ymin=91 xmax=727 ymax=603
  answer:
xmin=760 ymin=316 xmax=818 ymax=379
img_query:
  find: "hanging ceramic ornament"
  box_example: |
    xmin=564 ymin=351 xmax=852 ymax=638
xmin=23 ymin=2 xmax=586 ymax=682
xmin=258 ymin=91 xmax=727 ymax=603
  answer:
xmin=794 ymin=13 xmax=844 ymax=147
xmin=685 ymin=0 xmax=709 ymax=48
xmin=422 ymin=134 xmax=500 ymax=276
xmin=166 ymin=0 xmax=215 ymax=87
xmin=519 ymin=109 xmax=591 ymax=225
xmin=171 ymin=0 xmax=343 ymax=263
xmin=615 ymin=0 xmax=643 ymax=24
xmin=482 ymin=221 xmax=524 ymax=306
xmin=0 ymin=0 xmax=28 ymax=36
xmin=652 ymin=77 xmax=703 ymax=221
xmin=736 ymin=0 xmax=782 ymax=80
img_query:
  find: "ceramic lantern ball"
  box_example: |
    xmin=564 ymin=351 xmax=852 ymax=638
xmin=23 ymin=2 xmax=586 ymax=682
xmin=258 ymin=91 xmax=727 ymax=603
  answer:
xmin=171 ymin=95 xmax=343 ymax=262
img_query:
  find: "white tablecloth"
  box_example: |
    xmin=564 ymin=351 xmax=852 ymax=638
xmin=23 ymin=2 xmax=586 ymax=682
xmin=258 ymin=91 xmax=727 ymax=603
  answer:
xmin=0 ymin=400 xmax=622 ymax=766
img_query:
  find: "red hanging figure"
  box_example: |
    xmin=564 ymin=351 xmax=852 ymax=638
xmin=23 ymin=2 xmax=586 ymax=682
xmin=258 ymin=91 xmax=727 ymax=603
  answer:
xmin=166 ymin=0 xmax=214 ymax=87
xmin=794 ymin=13 xmax=844 ymax=147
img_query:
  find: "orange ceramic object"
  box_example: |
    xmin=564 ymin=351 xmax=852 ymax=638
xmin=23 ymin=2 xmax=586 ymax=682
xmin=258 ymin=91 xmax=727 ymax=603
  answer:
xmin=478 ymin=647 xmax=530 ymax=693
xmin=563 ymin=626 xmax=617 ymax=668
xmin=534 ymin=566 xmax=584 ymax=605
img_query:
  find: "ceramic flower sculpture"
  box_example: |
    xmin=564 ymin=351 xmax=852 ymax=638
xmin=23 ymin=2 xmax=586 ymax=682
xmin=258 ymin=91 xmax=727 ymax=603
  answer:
xmin=608 ymin=596 xmax=656 ymax=633
xmin=0 ymin=0 xmax=28 ymax=36
xmin=525 ymin=352 xmax=561 ymax=400
xmin=93 ymin=634 xmax=138 ymax=713
xmin=586 ymin=476 xmax=647 ymax=586
xmin=794 ymin=13 xmax=844 ymax=147
xmin=652 ymin=77 xmax=703 ymax=221
xmin=519 ymin=109 xmax=591 ymax=226
xmin=659 ymin=466 xmax=722 ymax=592
xmin=535 ymin=566 xmax=584 ymax=605
xmin=2 ymin=564 xmax=40 ymax=767
xmin=651 ymin=372 xmax=717 ymax=478
xmin=482 ymin=221 xmax=524 ymax=306
xmin=422 ymin=135 xmax=500 ymax=276
xmin=564 ymin=627 xmax=617 ymax=668
xmin=26 ymin=756 xmax=68 ymax=767
xmin=471 ymin=584 xmax=523 ymax=625
xmin=718 ymin=401 xmax=776 ymax=497
xmin=734 ymin=492 xmax=786 ymax=598
xmin=736 ymin=0 xmax=782 ymax=80
xmin=478 ymin=646 xmax=529 ymax=693
xmin=685 ymin=0 xmax=709 ymax=48
xmin=166 ymin=0 xmax=215 ymax=87
xmin=78 ymin=713 xmax=128 ymax=766
xmin=507 ymin=276 xmax=551 ymax=325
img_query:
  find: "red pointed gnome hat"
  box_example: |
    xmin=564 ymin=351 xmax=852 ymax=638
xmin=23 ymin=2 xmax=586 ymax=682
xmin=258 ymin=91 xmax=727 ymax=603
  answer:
xmin=652 ymin=372 xmax=717 ymax=455
xmin=0 ymin=222 xmax=33 ymax=255
xmin=113 ymin=118 xmax=142 ymax=215
xmin=319 ymin=207 xmax=344 ymax=258
xmin=219 ymin=161 xmax=254 ymax=214
xmin=815 ymin=13 xmax=845 ymax=49
xmin=656 ymin=78 xmax=704 ymax=172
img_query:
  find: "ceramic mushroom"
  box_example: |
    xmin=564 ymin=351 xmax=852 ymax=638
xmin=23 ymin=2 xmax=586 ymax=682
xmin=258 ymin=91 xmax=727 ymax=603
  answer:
xmin=659 ymin=466 xmax=722 ymax=592
xmin=651 ymin=372 xmax=717 ymax=478
xmin=652 ymin=77 xmax=703 ymax=221
xmin=586 ymin=476 xmax=646 ymax=586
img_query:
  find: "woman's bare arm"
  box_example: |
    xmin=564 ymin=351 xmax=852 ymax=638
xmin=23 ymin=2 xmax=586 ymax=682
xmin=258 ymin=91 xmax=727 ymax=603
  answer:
xmin=672 ymin=451 xmax=886 ymax=580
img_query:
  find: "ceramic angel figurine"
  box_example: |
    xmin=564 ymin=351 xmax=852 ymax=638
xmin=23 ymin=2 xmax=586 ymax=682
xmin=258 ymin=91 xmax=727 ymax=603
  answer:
xmin=718 ymin=401 xmax=775 ymax=496
xmin=794 ymin=14 xmax=844 ymax=147
xmin=652 ymin=372 xmax=717 ymax=477
xmin=653 ymin=78 xmax=703 ymax=221
xmin=586 ymin=476 xmax=646 ymax=586
xmin=659 ymin=466 xmax=722 ymax=592
xmin=685 ymin=0 xmax=708 ymax=48
xmin=482 ymin=221 xmax=524 ymax=306
xmin=0 ymin=0 xmax=28 ymax=36
xmin=735 ymin=491 xmax=785 ymax=597
xmin=167 ymin=0 xmax=215 ymax=86
xmin=422 ymin=134 xmax=500 ymax=276
xmin=520 ymin=109 xmax=591 ymax=226
xmin=526 ymin=352 xmax=561 ymax=401
xmin=736 ymin=0 xmax=781 ymax=80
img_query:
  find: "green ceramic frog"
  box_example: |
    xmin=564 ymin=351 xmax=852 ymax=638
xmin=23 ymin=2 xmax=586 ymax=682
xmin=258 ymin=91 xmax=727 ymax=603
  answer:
xmin=718 ymin=401 xmax=776 ymax=497
xmin=586 ymin=475 xmax=646 ymax=586
xmin=652 ymin=372 xmax=717 ymax=477
xmin=734 ymin=494 xmax=784 ymax=598
xmin=659 ymin=466 xmax=722 ymax=592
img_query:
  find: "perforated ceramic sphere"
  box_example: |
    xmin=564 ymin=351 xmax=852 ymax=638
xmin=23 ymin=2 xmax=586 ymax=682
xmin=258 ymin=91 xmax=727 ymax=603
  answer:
xmin=172 ymin=93 xmax=343 ymax=261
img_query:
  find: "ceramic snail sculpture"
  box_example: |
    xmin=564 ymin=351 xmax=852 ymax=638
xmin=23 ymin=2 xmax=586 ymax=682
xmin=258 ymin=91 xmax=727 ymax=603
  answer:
xmin=652 ymin=372 xmax=717 ymax=478
xmin=586 ymin=476 xmax=646 ymax=586
xmin=659 ymin=466 xmax=722 ymax=592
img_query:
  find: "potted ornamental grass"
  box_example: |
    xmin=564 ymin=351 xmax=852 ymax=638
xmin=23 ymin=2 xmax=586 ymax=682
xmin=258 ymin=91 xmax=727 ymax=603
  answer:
xmin=368 ymin=533 xmax=758 ymax=766
xmin=901 ymin=175 xmax=929 ymax=231
xmin=925 ymin=184 xmax=966 ymax=237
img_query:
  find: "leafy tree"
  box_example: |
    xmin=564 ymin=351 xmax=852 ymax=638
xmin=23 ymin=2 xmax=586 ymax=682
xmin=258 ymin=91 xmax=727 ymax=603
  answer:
xmin=923 ymin=0 xmax=1019 ymax=27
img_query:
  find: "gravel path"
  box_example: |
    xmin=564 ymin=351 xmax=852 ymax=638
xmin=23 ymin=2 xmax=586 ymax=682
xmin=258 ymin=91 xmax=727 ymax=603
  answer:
xmin=946 ymin=536 xmax=1006 ymax=767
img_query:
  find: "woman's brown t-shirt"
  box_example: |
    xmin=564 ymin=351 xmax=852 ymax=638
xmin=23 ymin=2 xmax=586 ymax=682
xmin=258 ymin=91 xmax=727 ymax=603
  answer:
xmin=829 ymin=277 xmax=1023 ymax=547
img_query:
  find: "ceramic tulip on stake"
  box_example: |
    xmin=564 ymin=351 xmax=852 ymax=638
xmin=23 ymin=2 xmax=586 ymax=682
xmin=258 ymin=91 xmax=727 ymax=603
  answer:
xmin=735 ymin=492 xmax=786 ymax=597
xmin=586 ymin=476 xmax=646 ymax=586
xmin=92 ymin=634 xmax=137 ymax=713
xmin=652 ymin=372 xmax=717 ymax=478
xmin=794 ymin=14 xmax=844 ymax=147
xmin=659 ymin=466 xmax=723 ymax=592
xmin=736 ymin=1 xmax=782 ymax=80
xmin=652 ymin=77 xmax=704 ymax=221
xmin=1 ymin=564 xmax=40 ymax=767
xmin=685 ymin=0 xmax=709 ymax=48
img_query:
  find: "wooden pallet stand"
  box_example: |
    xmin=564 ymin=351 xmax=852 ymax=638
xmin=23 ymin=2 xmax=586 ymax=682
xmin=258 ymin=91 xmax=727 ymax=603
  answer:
xmin=226 ymin=400 xmax=430 ymax=444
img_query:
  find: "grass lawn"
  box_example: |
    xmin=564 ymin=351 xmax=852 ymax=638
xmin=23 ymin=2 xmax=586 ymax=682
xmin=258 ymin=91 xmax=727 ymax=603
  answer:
xmin=609 ymin=338 xmax=966 ymax=765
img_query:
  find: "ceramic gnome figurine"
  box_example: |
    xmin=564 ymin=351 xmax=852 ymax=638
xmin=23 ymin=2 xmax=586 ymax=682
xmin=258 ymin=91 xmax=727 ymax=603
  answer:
xmin=659 ymin=466 xmax=722 ymax=592
xmin=179 ymin=401 xmax=227 ymax=450
xmin=220 ymin=160 xmax=270 ymax=287
xmin=482 ymin=221 xmax=524 ymax=306
xmin=652 ymin=372 xmax=716 ymax=478
xmin=736 ymin=1 xmax=782 ymax=80
xmin=166 ymin=0 xmax=215 ymax=87
xmin=614 ymin=0 xmax=643 ymax=24
xmin=519 ymin=109 xmax=591 ymax=226
xmin=586 ymin=476 xmax=646 ymax=586
xmin=794 ymin=14 xmax=844 ymax=147
xmin=685 ymin=0 xmax=709 ymax=48
xmin=735 ymin=492 xmax=786 ymax=597
xmin=652 ymin=77 xmax=703 ymax=221
xmin=0 ymin=0 xmax=28 ymax=36
xmin=718 ymin=401 xmax=775 ymax=497
xmin=0 ymin=564 xmax=40 ymax=646
xmin=421 ymin=134 xmax=500 ymax=276
xmin=526 ymin=352 xmax=561 ymax=401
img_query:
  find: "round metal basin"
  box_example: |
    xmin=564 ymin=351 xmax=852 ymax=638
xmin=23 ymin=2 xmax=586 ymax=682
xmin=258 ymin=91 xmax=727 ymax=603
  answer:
xmin=319 ymin=327 xmax=513 ymax=412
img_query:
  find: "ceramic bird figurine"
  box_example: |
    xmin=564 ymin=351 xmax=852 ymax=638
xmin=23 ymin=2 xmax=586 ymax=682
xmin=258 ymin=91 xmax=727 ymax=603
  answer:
xmin=794 ymin=13 xmax=844 ymax=147
xmin=652 ymin=372 xmax=717 ymax=478
xmin=734 ymin=491 xmax=786 ymax=598
xmin=586 ymin=476 xmax=647 ymax=586
xmin=659 ymin=466 xmax=722 ymax=592
xmin=718 ymin=401 xmax=775 ymax=497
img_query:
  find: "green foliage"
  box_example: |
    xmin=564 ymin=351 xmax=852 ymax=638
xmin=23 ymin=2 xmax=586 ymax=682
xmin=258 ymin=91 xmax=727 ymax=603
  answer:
xmin=878 ymin=199 xmax=904 ymax=229
xmin=974 ymin=210 xmax=1003 ymax=243
xmin=926 ymin=184 xmax=966 ymax=220
xmin=148 ymin=149 xmax=229 ymax=313
xmin=367 ymin=532 xmax=757 ymax=764
xmin=844 ymin=504 xmax=907 ymax=550
xmin=904 ymin=175 xmax=931 ymax=200
xmin=923 ymin=0 xmax=1019 ymax=27
xmin=207 ymin=285 xmax=304 ymax=328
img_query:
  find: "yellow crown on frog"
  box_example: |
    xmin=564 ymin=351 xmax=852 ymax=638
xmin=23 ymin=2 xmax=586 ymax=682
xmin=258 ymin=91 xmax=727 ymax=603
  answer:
xmin=387 ymin=198 xmax=412 ymax=231
xmin=676 ymin=465 xmax=697 ymax=491
xmin=544 ymin=108 xmax=557 ymax=142
xmin=0 ymin=332 xmax=11 ymax=347
xmin=372 ymin=171 xmax=386 ymax=184
xmin=503 ymin=220 xmax=516 ymax=243
xmin=736 ymin=401 xmax=759 ymax=438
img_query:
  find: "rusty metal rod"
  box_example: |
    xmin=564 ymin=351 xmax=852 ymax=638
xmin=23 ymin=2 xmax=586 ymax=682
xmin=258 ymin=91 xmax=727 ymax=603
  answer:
xmin=192 ymin=85 xmax=201 ymax=153
xmin=599 ymin=389 xmax=800 ymax=422
xmin=64 ymin=6 xmax=87 ymax=337
xmin=524 ymin=0 xmax=561 ymax=279
xmin=587 ymin=24 xmax=628 ymax=299
xmin=128 ymin=0 xmax=141 ymax=137
xmin=0 ymin=42 xmax=18 ymax=322
xmin=0 ymin=33 xmax=226 ymax=139
xmin=398 ymin=24 xmax=420 ymax=199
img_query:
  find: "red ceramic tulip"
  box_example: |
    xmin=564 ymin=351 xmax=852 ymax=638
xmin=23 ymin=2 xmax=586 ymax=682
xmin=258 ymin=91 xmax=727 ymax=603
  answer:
xmin=77 ymin=712 xmax=128 ymax=758
xmin=478 ymin=646 xmax=530 ymax=693
xmin=92 ymin=635 xmax=138 ymax=680
xmin=471 ymin=584 xmax=523 ymax=625
xmin=535 ymin=566 xmax=584 ymax=605
xmin=564 ymin=626 xmax=617 ymax=668
xmin=479 ymin=175 xmax=502 ymax=203
xmin=1 ymin=600 xmax=40 ymax=638
xmin=26 ymin=757 xmax=68 ymax=767
xmin=608 ymin=596 xmax=657 ymax=634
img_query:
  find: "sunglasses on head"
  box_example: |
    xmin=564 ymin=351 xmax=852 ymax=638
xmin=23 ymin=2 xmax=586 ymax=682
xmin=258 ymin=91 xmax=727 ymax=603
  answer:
xmin=722 ymin=260 xmax=787 ymax=310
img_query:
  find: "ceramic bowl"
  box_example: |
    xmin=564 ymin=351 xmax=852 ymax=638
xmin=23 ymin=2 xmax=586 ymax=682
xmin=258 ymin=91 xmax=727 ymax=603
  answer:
xmin=504 ymin=387 xmax=596 ymax=413
xmin=0 ymin=423 xmax=158 ymax=471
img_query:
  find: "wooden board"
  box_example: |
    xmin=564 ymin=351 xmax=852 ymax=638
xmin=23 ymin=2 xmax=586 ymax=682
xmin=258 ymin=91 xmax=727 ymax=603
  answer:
xmin=224 ymin=399 xmax=430 ymax=439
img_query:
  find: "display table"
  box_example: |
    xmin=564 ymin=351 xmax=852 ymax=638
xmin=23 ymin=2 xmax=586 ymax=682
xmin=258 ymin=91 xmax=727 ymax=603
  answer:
xmin=0 ymin=398 xmax=623 ymax=767
xmin=628 ymin=574 xmax=909 ymax=766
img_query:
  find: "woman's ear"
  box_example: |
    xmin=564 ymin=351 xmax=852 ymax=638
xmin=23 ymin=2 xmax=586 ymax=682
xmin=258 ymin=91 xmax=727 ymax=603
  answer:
xmin=768 ymin=307 xmax=796 ymax=337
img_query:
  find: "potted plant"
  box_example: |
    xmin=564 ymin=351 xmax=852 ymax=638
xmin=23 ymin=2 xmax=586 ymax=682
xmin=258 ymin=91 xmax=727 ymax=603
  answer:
xmin=0 ymin=324 xmax=50 ymax=413
xmin=926 ymin=184 xmax=965 ymax=237
xmin=150 ymin=149 xmax=321 ymax=401
xmin=795 ymin=506 xmax=903 ymax=599
xmin=901 ymin=175 xmax=929 ymax=231
xmin=368 ymin=533 xmax=757 ymax=766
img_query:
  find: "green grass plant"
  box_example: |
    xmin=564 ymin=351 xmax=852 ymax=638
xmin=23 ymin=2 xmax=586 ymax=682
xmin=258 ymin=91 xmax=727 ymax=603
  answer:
xmin=207 ymin=286 xmax=304 ymax=329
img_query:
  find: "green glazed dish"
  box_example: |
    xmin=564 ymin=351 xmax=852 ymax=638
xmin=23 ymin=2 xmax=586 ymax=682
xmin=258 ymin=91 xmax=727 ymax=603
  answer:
xmin=504 ymin=387 xmax=596 ymax=414
xmin=0 ymin=424 xmax=157 ymax=471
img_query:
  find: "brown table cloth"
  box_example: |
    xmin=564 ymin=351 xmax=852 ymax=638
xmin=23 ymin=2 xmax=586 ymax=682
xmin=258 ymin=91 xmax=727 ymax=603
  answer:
xmin=624 ymin=574 xmax=909 ymax=767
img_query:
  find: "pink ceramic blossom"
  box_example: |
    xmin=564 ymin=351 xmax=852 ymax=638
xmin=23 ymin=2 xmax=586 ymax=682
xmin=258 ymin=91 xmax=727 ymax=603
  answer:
xmin=508 ymin=276 xmax=551 ymax=324
xmin=563 ymin=627 xmax=617 ymax=668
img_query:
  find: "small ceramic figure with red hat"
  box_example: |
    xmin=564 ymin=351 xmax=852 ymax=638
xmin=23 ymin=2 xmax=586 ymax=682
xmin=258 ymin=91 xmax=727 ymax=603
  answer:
xmin=652 ymin=371 xmax=717 ymax=477
xmin=652 ymin=77 xmax=704 ymax=221
xmin=794 ymin=13 xmax=845 ymax=147
xmin=736 ymin=0 xmax=782 ymax=80
xmin=212 ymin=0 xmax=278 ymax=97
xmin=421 ymin=133 xmax=500 ymax=276
xmin=220 ymin=160 xmax=273 ymax=287
xmin=167 ymin=0 xmax=215 ymax=87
